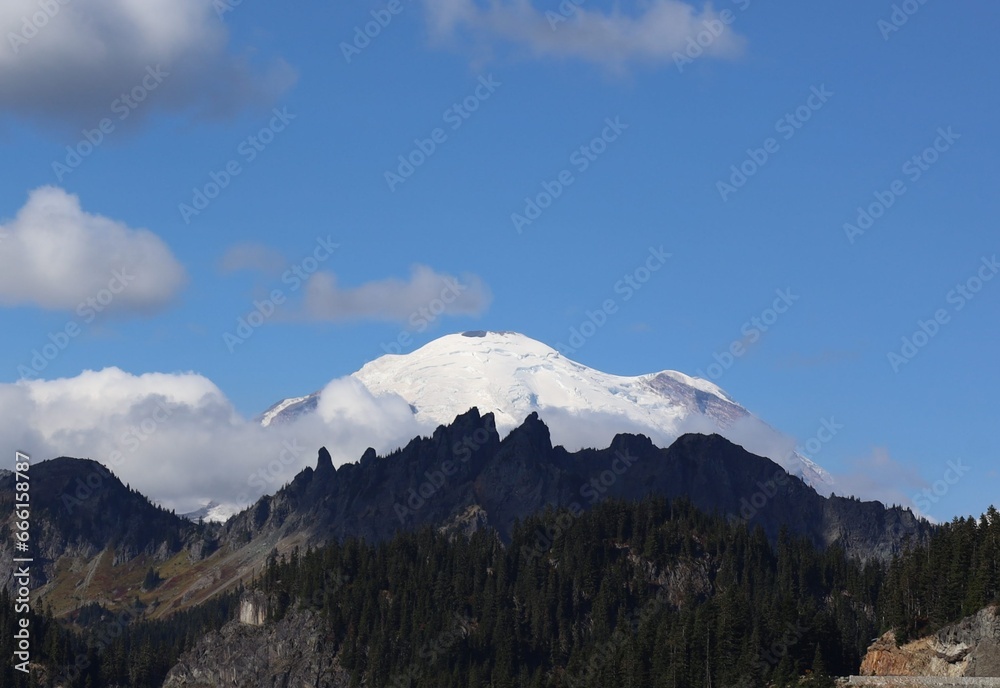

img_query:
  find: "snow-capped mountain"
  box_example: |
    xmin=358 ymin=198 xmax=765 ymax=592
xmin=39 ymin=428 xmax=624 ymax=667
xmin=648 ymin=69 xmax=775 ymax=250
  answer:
xmin=179 ymin=501 xmax=243 ymax=523
xmin=259 ymin=331 xmax=834 ymax=490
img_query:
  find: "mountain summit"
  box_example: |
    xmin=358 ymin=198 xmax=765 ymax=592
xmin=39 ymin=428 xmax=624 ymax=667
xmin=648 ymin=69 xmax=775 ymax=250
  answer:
xmin=260 ymin=331 xmax=834 ymax=490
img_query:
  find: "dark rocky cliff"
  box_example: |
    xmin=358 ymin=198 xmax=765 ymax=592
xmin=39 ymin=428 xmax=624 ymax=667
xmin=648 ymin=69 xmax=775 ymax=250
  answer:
xmin=221 ymin=408 xmax=929 ymax=562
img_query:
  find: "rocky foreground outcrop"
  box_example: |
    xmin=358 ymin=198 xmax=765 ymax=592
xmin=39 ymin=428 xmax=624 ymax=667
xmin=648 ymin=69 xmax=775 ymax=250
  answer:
xmin=162 ymin=592 xmax=349 ymax=687
xmin=860 ymin=606 xmax=1000 ymax=677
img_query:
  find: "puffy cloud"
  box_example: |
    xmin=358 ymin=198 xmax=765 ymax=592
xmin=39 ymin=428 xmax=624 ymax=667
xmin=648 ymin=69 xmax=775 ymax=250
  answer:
xmin=0 ymin=0 xmax=295 ymax=126
xmin=0 ymin=186 xmax=186 ymax=313
xmin=316 ymin=377 xmax=430 ymax=455
xmin=303 ymin=265 xmax=492 ymax=323
xmin=0 ymin=187 xmax=186 ymax=313
xmin=421 ymin=0 xmax=745 ymax=70
xmin=533 ymin=405 xmax=682 ymax=451
xmin=0 ymin=368 xmax=436 ymax=516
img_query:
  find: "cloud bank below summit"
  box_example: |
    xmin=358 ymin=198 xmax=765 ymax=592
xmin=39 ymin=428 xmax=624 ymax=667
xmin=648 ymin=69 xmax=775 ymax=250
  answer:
xmin=0 ymin=368 xmax=432 ymax=516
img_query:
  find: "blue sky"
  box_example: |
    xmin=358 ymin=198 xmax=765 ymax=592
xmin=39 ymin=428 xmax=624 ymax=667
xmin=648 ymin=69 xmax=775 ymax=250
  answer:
xmin=0 ymin=0 xmax=997 ymax=519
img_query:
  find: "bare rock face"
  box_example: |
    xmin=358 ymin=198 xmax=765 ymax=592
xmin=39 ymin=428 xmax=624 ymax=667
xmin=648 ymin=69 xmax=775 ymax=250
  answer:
xmin=861 ymin=607 xmax=1000 ymax=677
xmin=939 ymin=606 xmax=1000 ymax=677
xmin=162 ymin=596 xmax=348 ymax=688
xmin=237 ymin=590 xmax=270 ymax=627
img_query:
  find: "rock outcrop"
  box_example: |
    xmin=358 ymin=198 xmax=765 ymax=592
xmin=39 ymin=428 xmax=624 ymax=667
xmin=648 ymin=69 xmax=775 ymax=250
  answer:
xmin=162 ymin=595 xmax=348 ymax=687
xmin=861 ymin=606 xmax=1000 ymax=677
xmin=237 ymin=590 xmax=271 ymax=626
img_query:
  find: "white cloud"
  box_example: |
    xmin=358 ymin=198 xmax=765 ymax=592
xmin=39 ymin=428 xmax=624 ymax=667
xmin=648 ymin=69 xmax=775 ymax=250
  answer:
xmin=303 ymin=264 xmax=492 ymax=323
xmin=535 ymin=405 xmax=681 ymax=451
xmin=0 ymin=187 xmax=186 ymax=313
xmin=316 ymin=376 xmax=430 ymax=454
xmin=0 ymin=0 xmax=295 ymax=126
xmin=421 ymin=0 xmax=746 ymax=70
xmin=0 ymin=368 xmax=437 ymax=516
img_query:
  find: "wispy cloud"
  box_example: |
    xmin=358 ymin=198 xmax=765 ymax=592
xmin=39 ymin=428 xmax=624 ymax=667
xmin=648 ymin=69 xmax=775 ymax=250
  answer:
xmin=218 ymin=242 xmax=289 ymax=278
xmin=776 ymin=349 xmax=864 ymax=370
xmin=421 ymin=0 xmax=746 ymax=70
xmin=831 ymin=447 xmax=929 ymax=512
xmin=303 ymin=265 xmax=492 ymax=323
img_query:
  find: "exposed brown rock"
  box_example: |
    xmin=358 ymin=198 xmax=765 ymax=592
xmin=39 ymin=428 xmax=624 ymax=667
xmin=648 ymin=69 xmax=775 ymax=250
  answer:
xmin=860 ymin=607 xmax=1000 ymax=678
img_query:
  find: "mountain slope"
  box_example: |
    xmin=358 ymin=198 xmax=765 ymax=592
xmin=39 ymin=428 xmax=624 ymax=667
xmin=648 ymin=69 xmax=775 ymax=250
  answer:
xmin=260 ymin=330 xmax=833 ymax=490
xmin=0 ymin=458 xmax=225 ymax=621
xmin=231 ymin=409 xmax=924 ymax=562
xmin=0 ymin=413 xmax=928 ymax=634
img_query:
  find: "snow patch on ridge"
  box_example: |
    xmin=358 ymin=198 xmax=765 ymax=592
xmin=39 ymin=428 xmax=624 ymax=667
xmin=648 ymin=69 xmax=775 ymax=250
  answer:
xmin=259 ymin=394 xmax=313 ymax=427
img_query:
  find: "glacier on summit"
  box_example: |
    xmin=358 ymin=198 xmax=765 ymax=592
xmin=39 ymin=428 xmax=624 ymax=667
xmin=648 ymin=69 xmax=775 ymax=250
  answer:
xmin=259 ymin=331 xmax=834 ymax=491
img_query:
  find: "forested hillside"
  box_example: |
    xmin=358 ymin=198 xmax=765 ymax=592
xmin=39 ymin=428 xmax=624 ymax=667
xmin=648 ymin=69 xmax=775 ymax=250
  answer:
xmin=880 ymin=506 xmax=1000 ymax=642
xmin=4 ymin=498 xmax=998 ymax=687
